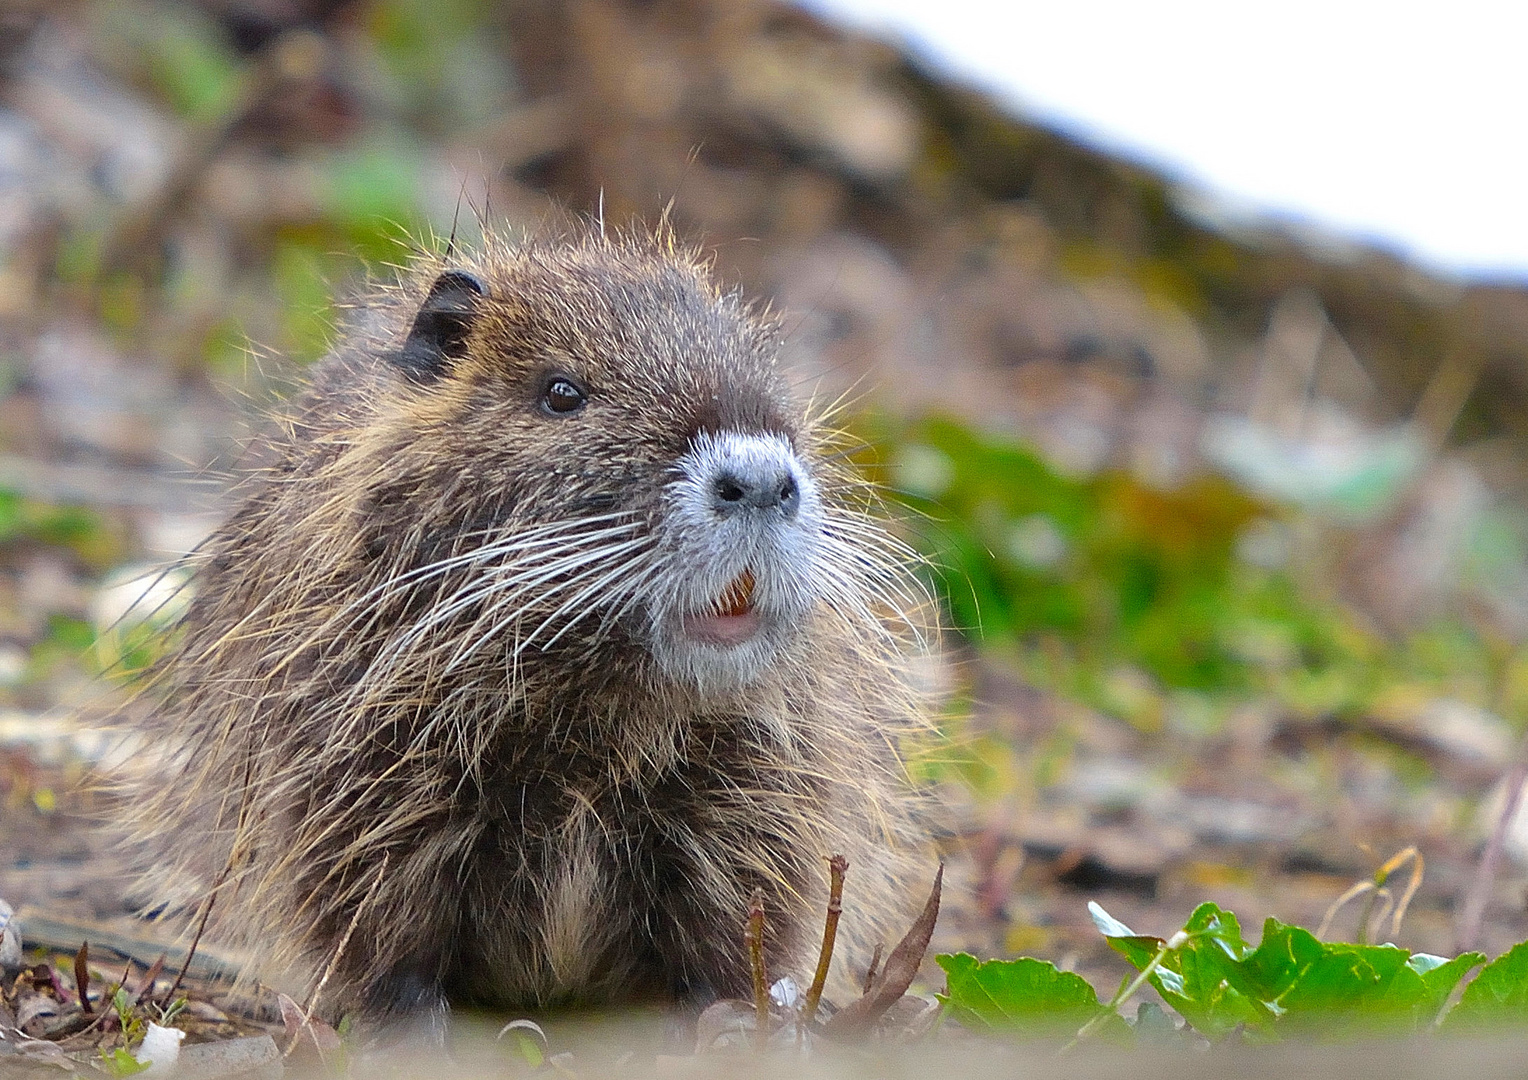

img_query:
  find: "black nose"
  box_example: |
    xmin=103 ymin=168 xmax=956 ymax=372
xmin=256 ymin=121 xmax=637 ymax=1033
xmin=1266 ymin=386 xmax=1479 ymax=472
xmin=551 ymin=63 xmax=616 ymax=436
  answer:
xmin=710 ymin=463 xmax=801 ymax=519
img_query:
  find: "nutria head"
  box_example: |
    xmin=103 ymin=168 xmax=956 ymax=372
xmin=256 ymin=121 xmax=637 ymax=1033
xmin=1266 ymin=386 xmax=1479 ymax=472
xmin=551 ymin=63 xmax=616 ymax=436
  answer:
xmin=321 ymin=234 xmax=897 ymax=700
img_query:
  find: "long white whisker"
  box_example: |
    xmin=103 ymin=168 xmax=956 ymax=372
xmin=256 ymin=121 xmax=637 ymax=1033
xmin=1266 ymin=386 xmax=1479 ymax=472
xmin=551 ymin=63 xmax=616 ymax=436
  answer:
xmin=440 ymin=538 xmax=652 ymax=671
xmin=342 ymin=515 xmax=640 ymax=616
xmin=524 ymin=546 xmax=661 ymax=652
xmin=370 ymin=532 xmax=645 ymax=662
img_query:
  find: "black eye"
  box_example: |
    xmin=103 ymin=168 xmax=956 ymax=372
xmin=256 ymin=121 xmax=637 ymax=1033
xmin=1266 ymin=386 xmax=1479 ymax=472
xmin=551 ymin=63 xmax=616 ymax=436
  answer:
xmin=541 ymin=378 xmax=587 ymax=415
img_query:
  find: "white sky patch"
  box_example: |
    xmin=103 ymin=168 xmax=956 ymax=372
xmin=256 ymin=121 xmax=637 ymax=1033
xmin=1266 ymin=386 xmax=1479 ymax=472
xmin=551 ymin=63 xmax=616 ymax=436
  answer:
xmin=798 ymin=0 xmax=1528 ymax=282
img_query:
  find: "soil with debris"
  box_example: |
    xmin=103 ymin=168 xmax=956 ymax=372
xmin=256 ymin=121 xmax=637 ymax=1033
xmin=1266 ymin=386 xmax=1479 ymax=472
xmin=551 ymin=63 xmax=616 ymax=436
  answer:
xmin=5 ymin=0 xmax=1528 ymax=1073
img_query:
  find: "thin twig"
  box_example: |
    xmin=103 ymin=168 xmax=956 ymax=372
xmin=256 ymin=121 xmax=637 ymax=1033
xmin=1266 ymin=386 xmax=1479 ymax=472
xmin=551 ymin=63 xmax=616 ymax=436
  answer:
xmin=287 ymin=852 xmax=389 ymax=1060
xmin=1458 ymin=759 xmax=1528 ymax=953
xmin=745 ymin=888 xmax=768 ymax=1052
xmin=820 ymin=865 xmax=942 ymax=1042
xmin=801 ymin=855 xmax=848 ymax=1028
xmin=1062 ymin=930 xmax=1187 ymax=1053
xmin=163 ymin=872 xmax=221 ymax=1007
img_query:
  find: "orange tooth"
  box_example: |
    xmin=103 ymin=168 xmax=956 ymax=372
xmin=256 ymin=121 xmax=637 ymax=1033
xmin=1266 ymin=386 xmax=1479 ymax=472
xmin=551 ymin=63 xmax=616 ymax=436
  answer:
xmin=717 ymin=568 xmax=756 ymax=617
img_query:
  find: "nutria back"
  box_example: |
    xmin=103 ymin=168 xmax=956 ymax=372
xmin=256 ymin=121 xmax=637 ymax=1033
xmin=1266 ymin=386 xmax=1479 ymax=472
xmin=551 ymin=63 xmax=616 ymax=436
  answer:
xmin=125 ymin=229 xmax=936 ymax=1025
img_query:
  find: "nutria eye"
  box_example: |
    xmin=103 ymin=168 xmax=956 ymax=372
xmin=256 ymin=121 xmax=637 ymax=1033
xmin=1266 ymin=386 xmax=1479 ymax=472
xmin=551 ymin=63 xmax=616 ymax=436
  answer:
xmin=541 ymin=378 xmax=586 ymax=415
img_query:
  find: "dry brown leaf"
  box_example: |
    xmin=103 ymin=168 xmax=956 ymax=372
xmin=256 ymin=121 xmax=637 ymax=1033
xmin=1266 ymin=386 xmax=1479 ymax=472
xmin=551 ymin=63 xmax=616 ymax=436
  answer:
xmin=277 ymin=990 xmax=341 ymax=1058
xmin=820 ymin=863 xmax=941 ymax=1042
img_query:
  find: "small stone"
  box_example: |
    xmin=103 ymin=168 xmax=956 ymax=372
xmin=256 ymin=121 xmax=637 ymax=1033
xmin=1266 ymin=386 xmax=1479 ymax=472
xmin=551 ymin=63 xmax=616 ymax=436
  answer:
xmin=173 ymin=1034 xmax=281 ymax=1080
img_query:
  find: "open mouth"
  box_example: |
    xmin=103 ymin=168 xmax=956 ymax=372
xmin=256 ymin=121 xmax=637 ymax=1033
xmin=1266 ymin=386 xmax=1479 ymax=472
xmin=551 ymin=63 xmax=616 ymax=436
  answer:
xmin=681 ymin=568 xmax=761 ymax=645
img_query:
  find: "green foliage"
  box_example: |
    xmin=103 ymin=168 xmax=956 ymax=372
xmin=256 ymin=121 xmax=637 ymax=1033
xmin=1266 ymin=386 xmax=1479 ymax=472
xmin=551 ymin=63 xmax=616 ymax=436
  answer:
xmin=936 ymin=901 xmax=1528 ymax=1045
xmin=112 ymin=986 xmax=143 ymax=1037
xmin=937 ymin=953 xmax=1128 ymax=1040
xmin=323 ymin=141 xmax=426 ymax=249
xmin=868 ymin=413 xmax=1508 ymax=739
xmin=98 ymin=1047 xmax=151 ymax=1077
xmin=154 ymin=996 xmax=189 ymax=1027
xmin=366 ymin=0 xmax=513 ymax=133
xmin=92 ymin=1 xmax=243 ymax=123
xmin=882 ymin=415 xmax=1260 ymax=677
xmin=1443 ymin=942 xmax=1528 ymax=1033
xmin=0 ymin=490 xmax=119 ymax=569
xmin=141 ymin=11 xmax=242 ymax=122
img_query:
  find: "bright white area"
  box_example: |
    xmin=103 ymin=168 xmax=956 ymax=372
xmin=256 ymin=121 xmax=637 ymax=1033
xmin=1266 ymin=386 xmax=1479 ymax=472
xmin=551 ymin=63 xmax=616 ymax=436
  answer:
xmin=798 ymin=0 xmax=1528 ymax=283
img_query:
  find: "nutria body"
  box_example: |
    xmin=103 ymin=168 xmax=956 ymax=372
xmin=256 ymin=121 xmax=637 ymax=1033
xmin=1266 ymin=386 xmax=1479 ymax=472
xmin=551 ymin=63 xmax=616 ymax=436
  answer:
xmin=127 ymin=230 xmax=934 ymax=1025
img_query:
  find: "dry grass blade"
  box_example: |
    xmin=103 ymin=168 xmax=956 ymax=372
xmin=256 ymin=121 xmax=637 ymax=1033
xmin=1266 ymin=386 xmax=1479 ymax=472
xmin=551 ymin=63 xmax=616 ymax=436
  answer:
xmin=1316 ymin=881 xmax=1374 ymax=941
xmin=1371 ymin=845 xmax=1422 ymax=939
xmin=821 ymin=863 xmax=941 ymax=1042
xmin=1316 ymin=845 xmax=1423 ymax=943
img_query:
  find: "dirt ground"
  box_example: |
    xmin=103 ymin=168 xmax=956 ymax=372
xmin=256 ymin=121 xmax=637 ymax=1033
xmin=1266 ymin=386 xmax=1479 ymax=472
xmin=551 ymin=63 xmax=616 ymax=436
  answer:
xmin=5 ymin=0 xmax=1528 ymax=1065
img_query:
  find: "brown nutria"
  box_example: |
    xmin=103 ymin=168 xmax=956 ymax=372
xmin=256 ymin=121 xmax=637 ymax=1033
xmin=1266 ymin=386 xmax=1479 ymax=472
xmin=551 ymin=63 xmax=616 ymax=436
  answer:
xmin=123 ymin=227 xmax=936 ymax=1028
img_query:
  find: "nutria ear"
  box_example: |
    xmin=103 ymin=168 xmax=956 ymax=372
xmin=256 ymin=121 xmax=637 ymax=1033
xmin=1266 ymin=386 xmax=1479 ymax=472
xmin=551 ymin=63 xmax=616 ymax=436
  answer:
xmin=394 ymin=270 xmax=488 ymax=380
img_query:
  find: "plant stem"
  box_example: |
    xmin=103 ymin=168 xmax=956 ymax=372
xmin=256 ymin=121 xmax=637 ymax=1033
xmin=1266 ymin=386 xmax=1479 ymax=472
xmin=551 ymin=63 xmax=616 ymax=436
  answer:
xmin=1063 ymin=932 xmax=1183 ymax=1053
xmin=863 ymin=941 xmax=883 ymax=994
xmin=1459 ymin=756 xmax=1528 ymax=952
xmin=801 ymin=854 xmax=848 ymax=1028
xmin=746 ymin=888 xmax=769 ymax=1051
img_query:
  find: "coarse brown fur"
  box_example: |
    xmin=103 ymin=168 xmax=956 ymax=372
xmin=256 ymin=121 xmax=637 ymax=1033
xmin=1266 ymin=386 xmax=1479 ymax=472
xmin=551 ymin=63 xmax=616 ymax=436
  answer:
xmin=121 ymin=226 xmax=937 ymax=1026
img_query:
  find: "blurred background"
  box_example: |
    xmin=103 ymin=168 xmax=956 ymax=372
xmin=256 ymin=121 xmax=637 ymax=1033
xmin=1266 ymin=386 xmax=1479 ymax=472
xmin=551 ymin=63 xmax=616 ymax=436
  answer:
xmin=4 ymin=0 xmax=1528 ymax=998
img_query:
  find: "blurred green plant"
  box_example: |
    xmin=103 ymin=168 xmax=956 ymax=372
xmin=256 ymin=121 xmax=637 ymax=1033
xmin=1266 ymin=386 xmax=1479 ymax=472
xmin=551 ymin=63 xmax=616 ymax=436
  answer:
xmin=864 ymin=414 xmax=1511 ymax=741
xmin=938 ymin=898 xmax=1528 ymax=1045
xmin=93 ymin=1 xmax=243 ymax=124
xmin=0 ymin=491 xmax=120 ymax=570
xmin=366 ymin=0 xmax=514 ymax=134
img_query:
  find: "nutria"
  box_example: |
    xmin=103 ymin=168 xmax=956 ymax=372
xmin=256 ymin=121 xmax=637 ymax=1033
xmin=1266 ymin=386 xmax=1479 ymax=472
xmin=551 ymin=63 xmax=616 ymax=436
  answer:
xmin=123 ymin=227 xmax=936 ymax=1027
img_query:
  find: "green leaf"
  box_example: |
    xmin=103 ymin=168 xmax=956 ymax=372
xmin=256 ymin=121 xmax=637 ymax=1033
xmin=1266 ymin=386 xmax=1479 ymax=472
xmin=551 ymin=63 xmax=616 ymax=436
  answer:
xmin=1238 ymin=918 xmax=1327 ymax=1003
xmin=1276 ymin=944 xmax=1424 ymax=1029
xmin=1087 ymin=900 xmax=1135 ymax=938
xmin=936 ymin=953 xmax=1127 ymax=1040
xmin=1090 ymin=899 xmax=1166 ymax=972
xmin=99 ymin=1048 xmax=151 ymax=1077
xmin=1444 ymin=942 xmax=1528 ymax=1032
xmin=511 ymin=1032 xmax=543 ymax=1067
xmin=1100 ymin=902 xmax=1268 ymax=1041
xmin=1409 ymin=951 xmax=1484 ymax=1021
xmin=1240 ymin=920 xmax=1429 ymax=1034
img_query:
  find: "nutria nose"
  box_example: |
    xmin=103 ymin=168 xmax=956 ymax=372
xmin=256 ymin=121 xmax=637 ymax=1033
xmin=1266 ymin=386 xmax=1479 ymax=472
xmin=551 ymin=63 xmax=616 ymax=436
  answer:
xmin=709 ymin=458 xmax=801 ymax=519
